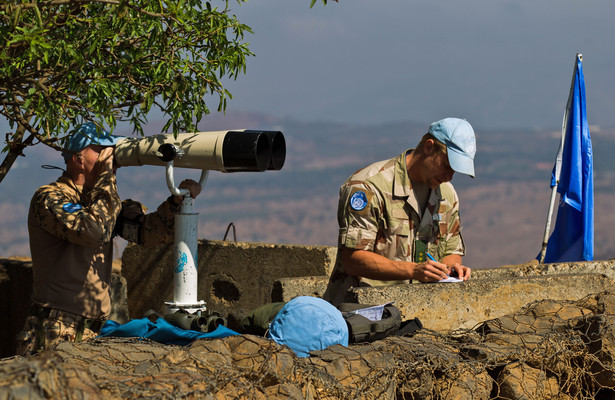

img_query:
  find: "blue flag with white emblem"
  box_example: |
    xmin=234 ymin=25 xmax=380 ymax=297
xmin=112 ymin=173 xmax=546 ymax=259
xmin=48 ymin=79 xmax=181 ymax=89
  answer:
xmin=544 ymin=54 xmax=593 ymax=263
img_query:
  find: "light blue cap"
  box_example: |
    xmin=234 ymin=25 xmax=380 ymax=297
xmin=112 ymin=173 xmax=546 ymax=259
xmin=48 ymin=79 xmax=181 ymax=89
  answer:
xmin=62 ymin=122 xmax=123 ymax=162
xmin=428 ymin=118 xmax=476 ymax=178
xmin=268 ymin=296 xmax=349 ymax=357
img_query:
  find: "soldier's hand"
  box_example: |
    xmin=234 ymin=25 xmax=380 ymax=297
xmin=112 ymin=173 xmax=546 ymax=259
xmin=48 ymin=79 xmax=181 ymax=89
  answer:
xmin=96 ymin=147 xmax=115 ymax=174
xmin=449 ymin=263 xmax=471 ymax=281
xmin=179 ymin=179 xmax=202 ymax=198
xmin=172 ymin=179 xmax=202 ymax=205
xmin=412 ymin=260 xmax=450 ymax=282
xmin=120 ymin=199 xmax=146 ymax=221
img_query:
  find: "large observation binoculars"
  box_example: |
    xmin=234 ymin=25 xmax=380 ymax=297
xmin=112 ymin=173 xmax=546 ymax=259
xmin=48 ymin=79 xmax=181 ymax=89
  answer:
xmin=114 ymin=130 xmax=285 ymax=172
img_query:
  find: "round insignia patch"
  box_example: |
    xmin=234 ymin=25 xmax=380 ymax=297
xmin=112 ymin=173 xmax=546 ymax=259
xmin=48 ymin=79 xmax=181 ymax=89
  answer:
xmin=349 ymin=191 xmax=368 ymax=211
xmin=62 ymin=203 xmax=83 ymax=213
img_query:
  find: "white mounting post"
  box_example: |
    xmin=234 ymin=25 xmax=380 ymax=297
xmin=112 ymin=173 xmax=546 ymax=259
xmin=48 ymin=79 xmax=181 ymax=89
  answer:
xmin=163 ymin=161 xmax=209 ymax=314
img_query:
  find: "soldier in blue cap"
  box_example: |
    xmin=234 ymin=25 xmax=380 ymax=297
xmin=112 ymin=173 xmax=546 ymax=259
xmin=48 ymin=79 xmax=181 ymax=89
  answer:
xmin=17 ymin=122 xmax=201 ymax=355
xmin=324 ymin=118 xmax=476 ymax=305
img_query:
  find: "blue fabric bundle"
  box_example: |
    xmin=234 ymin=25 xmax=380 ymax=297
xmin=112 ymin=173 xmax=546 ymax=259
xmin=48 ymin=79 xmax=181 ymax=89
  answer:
xmin=99 ymin=317 xmax=239 ymax=346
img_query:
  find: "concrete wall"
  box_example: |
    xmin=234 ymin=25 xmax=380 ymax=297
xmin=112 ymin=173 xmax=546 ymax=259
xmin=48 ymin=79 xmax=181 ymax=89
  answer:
xmin=274 ymin=257 xmax=615 ymax=331
xmin=4 ymin=242 xmax=614 ymax=357
xmin=0 ymin=259 xmax=33 ymax=358
xmin=121 ymin=240 xmax=615 ymax=332
xmin=121 ymin=240 xmax=337 ymax=329
xmin=347 ymin=272 xmax=615 ymax=331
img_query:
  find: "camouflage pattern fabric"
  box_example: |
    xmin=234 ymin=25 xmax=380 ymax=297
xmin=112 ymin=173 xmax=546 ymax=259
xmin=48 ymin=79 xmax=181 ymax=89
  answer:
xmin=115 ymin=198 xmax=179 ymax=245
xmin=325 ymin=149 xmax=465 ymax=305
xmin=136 ymin=197 xmax=179 ymax=245
xmin=27 ymin=170 xmax=178 ymax=321
xmin=16 ymin=310 xmax=100 ymax=357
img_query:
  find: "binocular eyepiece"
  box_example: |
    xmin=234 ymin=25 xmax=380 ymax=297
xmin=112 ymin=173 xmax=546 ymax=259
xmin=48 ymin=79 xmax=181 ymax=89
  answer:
xmin=163 ymin=310 xmax=227 ymax=333
xmin=114 ymin=130 xmax=286 ymax=172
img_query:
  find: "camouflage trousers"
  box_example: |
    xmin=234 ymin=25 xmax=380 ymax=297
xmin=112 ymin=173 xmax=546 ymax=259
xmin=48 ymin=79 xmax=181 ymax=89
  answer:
xmin=16 ymin=306 xmax=106 ymax=357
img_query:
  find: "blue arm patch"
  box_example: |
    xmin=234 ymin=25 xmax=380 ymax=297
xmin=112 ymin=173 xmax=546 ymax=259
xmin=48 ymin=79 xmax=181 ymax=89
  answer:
xmin=349 ymin=191 xmax=368 ymax=211
xmin=62 ymin=203 xmax=83 ymax=213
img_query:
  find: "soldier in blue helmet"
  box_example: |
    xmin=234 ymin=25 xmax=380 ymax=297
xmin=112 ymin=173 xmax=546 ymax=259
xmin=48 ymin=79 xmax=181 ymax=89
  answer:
xmin=324 ymin=118 xmax=476 ymax=305
xmin=17 ymin=122 xmax=201 ymax=355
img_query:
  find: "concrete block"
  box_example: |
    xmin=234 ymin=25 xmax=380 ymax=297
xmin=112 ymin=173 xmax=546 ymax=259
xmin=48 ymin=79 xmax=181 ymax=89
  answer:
xmin=346 ymin=273 xmax=615 ymax=332
xmin=109 ymin=274 xmax=130 ymax=324
xmin=272 ymin=276 xmax=330 ymax=302
xmin=0 ymin=259 xmax=32 ymax=358
xmin=470 ymin=259 xmax=615 ymax=280
xmin=260 ymin=260 xmax=615 ymax=306
xmin=121 ymin=240 xmax=337 ymax=329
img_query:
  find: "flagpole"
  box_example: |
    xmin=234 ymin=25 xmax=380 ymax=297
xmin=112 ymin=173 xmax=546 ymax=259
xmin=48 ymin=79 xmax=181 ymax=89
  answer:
xmin=538 ymin=53 xmax=581 ymax=263
xmin=539 ymin=182 xmax=560 ymax=263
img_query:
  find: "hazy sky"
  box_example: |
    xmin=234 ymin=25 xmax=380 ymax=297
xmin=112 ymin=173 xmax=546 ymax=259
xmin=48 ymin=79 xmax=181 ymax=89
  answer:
xmin=215 ymin=0 xmax=615 ymax=130
xmin=2 ymin=0 xmax=614 ymax=134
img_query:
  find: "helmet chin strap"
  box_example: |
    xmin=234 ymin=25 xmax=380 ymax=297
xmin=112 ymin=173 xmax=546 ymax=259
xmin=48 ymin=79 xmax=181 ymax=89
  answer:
xmin=41 ymin=164 xmax=66 ymax=173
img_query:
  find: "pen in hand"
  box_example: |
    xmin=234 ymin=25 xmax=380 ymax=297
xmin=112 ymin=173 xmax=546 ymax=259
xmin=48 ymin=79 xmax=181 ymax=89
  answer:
xmin=426 ymin=252 xmax=451 ymax=278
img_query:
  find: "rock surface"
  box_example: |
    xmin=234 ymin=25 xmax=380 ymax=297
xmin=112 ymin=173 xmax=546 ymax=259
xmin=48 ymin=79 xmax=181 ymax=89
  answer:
xmin=2 ymin=291 xmax=615 ymax=399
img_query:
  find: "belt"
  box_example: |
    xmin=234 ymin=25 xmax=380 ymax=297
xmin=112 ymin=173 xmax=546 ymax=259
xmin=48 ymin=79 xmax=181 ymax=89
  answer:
xmin=30 ymin=305 xmax=106 ymax=336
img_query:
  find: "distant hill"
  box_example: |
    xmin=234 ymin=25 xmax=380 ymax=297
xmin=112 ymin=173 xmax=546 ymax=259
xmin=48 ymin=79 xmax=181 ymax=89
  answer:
xmin=2 ymin=113 xmax=614 ymax=268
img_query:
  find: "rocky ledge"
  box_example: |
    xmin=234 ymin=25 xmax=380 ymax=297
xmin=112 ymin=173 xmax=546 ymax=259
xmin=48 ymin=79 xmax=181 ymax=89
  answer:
xmin=1 ymin=291 xmax=614 ymax=399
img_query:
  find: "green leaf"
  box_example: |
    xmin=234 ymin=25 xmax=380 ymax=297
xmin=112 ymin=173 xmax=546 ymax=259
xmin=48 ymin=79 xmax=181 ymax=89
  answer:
xmin=0 ymin=0 xmax=255 ymax=166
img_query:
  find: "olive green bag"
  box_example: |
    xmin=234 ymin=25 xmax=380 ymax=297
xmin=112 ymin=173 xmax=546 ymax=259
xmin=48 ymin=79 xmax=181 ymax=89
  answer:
xmin=239 ymin=302 xmax=286 ymax=336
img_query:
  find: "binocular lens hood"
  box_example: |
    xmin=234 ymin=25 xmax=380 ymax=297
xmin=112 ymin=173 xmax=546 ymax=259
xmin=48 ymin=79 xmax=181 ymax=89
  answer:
xmin=114 ymin=130 xmax=285 ymax=172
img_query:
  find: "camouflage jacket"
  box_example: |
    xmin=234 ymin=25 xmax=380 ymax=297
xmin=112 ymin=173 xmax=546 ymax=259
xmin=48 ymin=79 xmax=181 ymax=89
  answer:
xmin=324 ymin=149 xmax=465 ymax=305
xmin=28 ymin=171 xmax=179 ymax=319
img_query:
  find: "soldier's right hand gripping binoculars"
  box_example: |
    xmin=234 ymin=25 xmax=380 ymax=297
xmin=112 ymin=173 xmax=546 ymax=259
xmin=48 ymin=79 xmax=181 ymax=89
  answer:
xmin=113 ymin=130 xmax=285 ymax=172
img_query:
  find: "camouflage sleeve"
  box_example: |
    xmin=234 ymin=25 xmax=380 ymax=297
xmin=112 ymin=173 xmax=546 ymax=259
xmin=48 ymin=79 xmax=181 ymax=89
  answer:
xmin=137 ymin=197 xmax=178 ymax=247
xmin=337 ymin=181 xmax=382 ymax=252
xmin=433 ymin=185 xmax=465 ymax=258
xmin=32 ymin=171 xmax=121 ymax=248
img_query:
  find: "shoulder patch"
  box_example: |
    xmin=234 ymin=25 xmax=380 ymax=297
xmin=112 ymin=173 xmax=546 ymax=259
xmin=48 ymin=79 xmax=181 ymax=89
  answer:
xmin=349 ymin=190 xmax=368 ymax=211
xmin=62 ymin=203 xmax=83 ymax=213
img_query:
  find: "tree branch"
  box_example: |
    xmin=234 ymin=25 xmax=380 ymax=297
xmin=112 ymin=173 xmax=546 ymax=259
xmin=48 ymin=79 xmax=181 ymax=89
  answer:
xmin=0 ymin=122 xmax=32 ymax=185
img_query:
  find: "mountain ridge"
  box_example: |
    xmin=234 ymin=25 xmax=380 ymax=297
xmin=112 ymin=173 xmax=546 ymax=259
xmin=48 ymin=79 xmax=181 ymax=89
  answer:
xmin=2 ymin=112 xmax=614 ymax=268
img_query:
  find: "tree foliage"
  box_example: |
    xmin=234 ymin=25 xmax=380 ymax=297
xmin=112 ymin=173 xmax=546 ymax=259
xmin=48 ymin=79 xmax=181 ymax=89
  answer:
xmin=0 ymin=0 xmax=253 ymax=183
xmin=310 ymin=0 xmax=337 ymax=7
